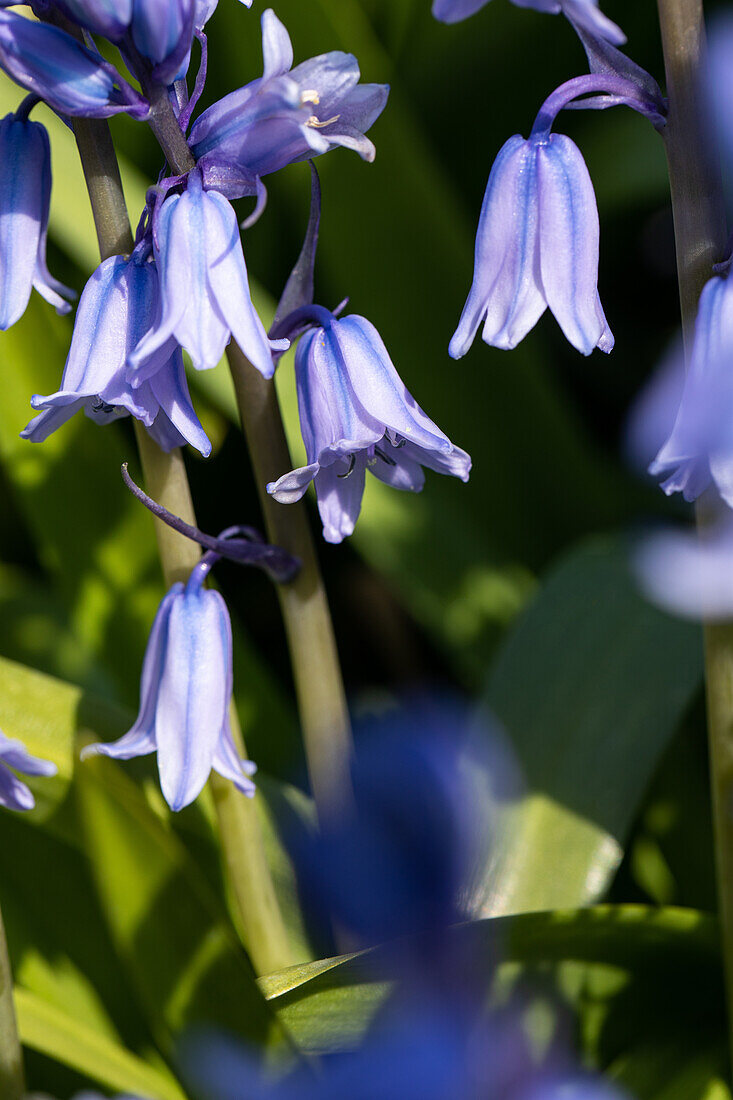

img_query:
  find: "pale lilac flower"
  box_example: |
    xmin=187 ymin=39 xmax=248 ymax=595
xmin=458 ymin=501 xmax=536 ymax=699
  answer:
xmin=635 ymin=514 xmax=733 ymax=621
xmin=432 ymin=0 xmax=625 ymax=45
xmin=21 ymin=252 xmax=211 ymax=456
xmin=0 ymin=112 xmax=74 ymax=330
xmin=82 ymin=559 xmax=256 ymax=813
xmin=0 ymin=730 xmax=56 ymax=812
xmin=649 ymin=270 xmax=733 ymax=506
xmin=267 ymin=308 xmax=471 ymax=544
xmin=190 ymin=9 xmax=389 ymax=199
xmin=128 ymin=170 xmax=283 ymax=378
xmin=0 ymin=11 xmax=147 ymax=119
xmin=450 ymin=131 xmax=613 ymax=358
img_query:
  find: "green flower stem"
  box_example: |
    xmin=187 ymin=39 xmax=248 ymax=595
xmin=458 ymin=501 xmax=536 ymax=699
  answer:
xmin=656 ymin=0 xmax=733 ymax=1063
xmin=140 ymin=85 xmax=354 ymax=823
xmin=0 ymin=900 xmax=24 ymax=1100
xmin=226 ymin=342 xmax=354 ymax=822
xmin=72 ymin=117 xmax=295 ymax=975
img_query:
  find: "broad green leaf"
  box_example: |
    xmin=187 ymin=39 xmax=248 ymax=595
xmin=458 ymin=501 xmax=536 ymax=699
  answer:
xmin=259 ymin=906 xmax=721 ymax=1065
xmin=16 ymin=988 xmax=186 ymax=1100
xmin=76 ymin=753 xmax=296 ymax=1060
xmin=477 ymin=538 xmax=704 ymax=915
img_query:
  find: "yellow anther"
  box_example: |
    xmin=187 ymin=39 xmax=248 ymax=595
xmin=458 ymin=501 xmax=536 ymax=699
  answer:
xmin=307 ymin=114 xmax=341 ymax=129
xmin=300 ymin=89 xmax=320 ymax=106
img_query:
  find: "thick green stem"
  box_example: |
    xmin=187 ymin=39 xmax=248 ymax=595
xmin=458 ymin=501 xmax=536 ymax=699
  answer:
xmin=226 ymin=344 xmax=353 ymax=822
xmin=656 ymin=0 xmax=733 ymax=1065
xmin=0 ymin=901 xmax=24 ymax=1100
xmin=72 ymin=117 xmax=295 ymax=974
xmin=137 ymin=83 xmax=354 ymax=821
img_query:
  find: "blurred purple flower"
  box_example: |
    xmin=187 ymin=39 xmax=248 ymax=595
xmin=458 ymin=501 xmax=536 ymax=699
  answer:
xmin=0 ymin=730 xmax=56 ymax=812
xmin=449 ymin=130 xmax=613 ymax=359
xmin=0 ymin=11 xmax=147 ymax=119
xmin=648 ymin=271 xmax=733 ymax=506
xmin=128 ymin=170 xmax=283 ymax=378
xmin=190 ymin=9 xmax=389 ymax=199
xmin=82 ymin=559 xmax=256 ymax=812
xmin=432 ymin=0 xmax=625 ymax=44
xmin=0 ymin=111 xmax=74 ymax=330
xmin=267 ymin=308 xmax=471 ymax=544
xmin=635 ymin=513 xmax=733 ymax=621
xmin=21 ymin=251 xmax=211 ymax=456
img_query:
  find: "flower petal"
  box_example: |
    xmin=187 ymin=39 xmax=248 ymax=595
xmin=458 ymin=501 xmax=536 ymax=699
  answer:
xmin=155 ymin=587 xmax=231 ymax=811
xmin=536 ymin=133 xmax=613 ymax=355
xmin=314 ymin=454 xmax=367 ymax=544
xmin=450 ymin=135 xmax=545 ymax=358
xmin=261 ymin=8 xmax=293 ymax=80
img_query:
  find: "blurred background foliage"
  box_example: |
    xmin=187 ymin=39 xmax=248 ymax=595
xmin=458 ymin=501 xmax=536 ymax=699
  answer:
xmin=0 ymin=0 xmax=729 ymax=1096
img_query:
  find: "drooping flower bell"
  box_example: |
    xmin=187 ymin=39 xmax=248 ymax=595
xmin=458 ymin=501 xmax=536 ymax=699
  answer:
xmin=21 ymin=249 xmax=211 ymax=456
xmin=190 ymin=9 xmax=389 ymax=199
xmin=82 ymin=555 xmax=256 ymax=813
xmin=449 ymin=67 xmax=667 ymax=361
xmin=0 ymin=730 xmax=56 ymax=812
xmin=0 ymin=110 xmax=74 ymax=330
xmin=128 ymin=170 xmax=284 ymax=379
xmin=0 ymin=11 xmax=147 ymax=119
xmin=432 ymin=0 xmax=625 ymax=45
xmin=449 ymin=130 xmax=613 ymax=359
xmin=648 ymin=268 xmax=733 ymax=506
xmin=267 ymin=308 xmax=471 ymax=544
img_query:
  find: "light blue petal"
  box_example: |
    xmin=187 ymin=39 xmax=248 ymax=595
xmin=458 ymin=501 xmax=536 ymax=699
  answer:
xmin=537 ymin=133 xmax=613 ymax=354
xmin=432 ymin=0 xmax=491 ymax=22
xmin=450 ymin=135 xmax=545 ymax=358
xmin=213 ymin=725 xmax=257 ymax=797
xmin=156 ymin=587 xmax=231 ymax=811
xmin=261 ymin=8 xmax=293 ymax=80
xmin=314 ymin=454 xmax=367 ymax=544
xmin=0 ymin=730 xmax=57 ymax=777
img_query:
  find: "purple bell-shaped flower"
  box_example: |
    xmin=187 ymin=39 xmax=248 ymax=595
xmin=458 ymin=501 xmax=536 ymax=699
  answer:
xmin=0 ymin=730 xmax=56 ymax=812
xmin=0 ymin=111 xmax=74 ymax=330
xmin=82 ymin=557 xmax=256 ymax=813
xmin=267 ymin=308 xmax=471 ymax=544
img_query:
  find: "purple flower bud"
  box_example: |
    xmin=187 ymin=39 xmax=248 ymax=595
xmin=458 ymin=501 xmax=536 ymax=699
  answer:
xmin=648 ymin=271 xmax=733 ymax=506
xmin=190 ymin=9 xmax=389 ymax=198
xmin=130 ymin=0 xmax=195 ymax=84
xmin=21 ymin=253 xmax=211 ymax=456
xmin=128 ymin=171 xmax=283 ymax=379
xmin=432 ymin=0 xmax=625 ymax=45
xmin=0 ymin=113 xmax=74 ymax=330
xmin=0 ymin=730 xmax=56 ymax=812
xmin=82 ymin=568 xmax=256 ymax=813
xmin=0 ymin=11 xmax=148 ymax=119
xmin=267 ymin=310 xmax=471 ymax=544
xmin=450 ymin=132 xmax=613 ymax=359
xmin=52 ymin=0 xmax=132 ymax=39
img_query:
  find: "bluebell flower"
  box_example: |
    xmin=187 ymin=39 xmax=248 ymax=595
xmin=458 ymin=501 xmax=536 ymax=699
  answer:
xmin=0 ymin=112 xmax=74 ymax=330
xmin=21 ymin=251 xmax=211 ymax=456
xmin=648 ymin=270 xmax=733 ymax=506
xmin=432 ymin=0 xmax=625 ymax=44
xmin=50 ymin=0 xmax=133 ymax=39
xmin=0 ymin=729 xmax=56 ymax=812
xmin=450 ymin=131 xmax=613 ymax=359
xmin=82 ymin=560 xmax=256 ymax=812
xmin=635 ymin=513 xmax=733 ymax=621
xmin=190 ymin=9 xmax=389 ymax=199
xmin=266 ymin=309 xmax=471 ymax=544
xmin=127 ymin=170 xmax=283 ymax=379
xmin=0 ymin=11 xmax=147 ymax=119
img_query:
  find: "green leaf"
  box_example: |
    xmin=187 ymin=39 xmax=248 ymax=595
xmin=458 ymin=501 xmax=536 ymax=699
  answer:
xmin=477 ymin=538 xmax=704 ymax=915
xmin=259 ymin=906 xmax=721 ymax=1065
xmin=15 ymin=988 xmax=186 ymax=1100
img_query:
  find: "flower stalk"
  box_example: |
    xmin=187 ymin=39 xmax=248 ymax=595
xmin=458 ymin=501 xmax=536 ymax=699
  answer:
xmin=72 ymin=116 xmax=295 ymax=975
xmin=0 ymin=902 xmax=24 ymax=1100
xmin=656 ymin=0 xmax=733 ymax=1062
